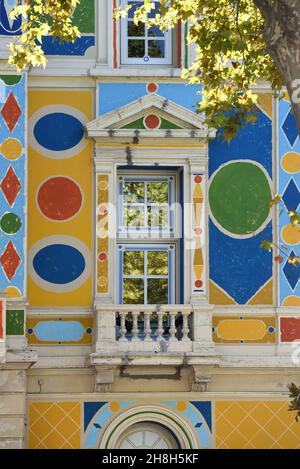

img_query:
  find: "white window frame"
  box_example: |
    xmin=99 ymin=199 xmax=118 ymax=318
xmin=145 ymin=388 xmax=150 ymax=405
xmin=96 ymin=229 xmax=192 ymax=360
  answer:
xmin=118 ymin=243 xmax=175 ymax=304
xmin=120 ymin=0 xmax=173 ymax=65
xmin=117 ymin=174 xmax=176 ymax=238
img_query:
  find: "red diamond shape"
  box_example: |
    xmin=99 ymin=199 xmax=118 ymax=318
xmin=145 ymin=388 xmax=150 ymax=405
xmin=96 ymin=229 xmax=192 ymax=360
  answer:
xmin=1 ymin=91 xmax=22 ymax=132
xmin=0 ymin=166 xmax=21 ymax=206
xmin=0 ymin=241 xmax=21 ymax=281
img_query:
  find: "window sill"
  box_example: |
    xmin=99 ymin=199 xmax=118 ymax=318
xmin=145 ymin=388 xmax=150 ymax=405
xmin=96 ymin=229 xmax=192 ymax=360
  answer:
xmin=89 ymin=65 xmax=183 ymax=78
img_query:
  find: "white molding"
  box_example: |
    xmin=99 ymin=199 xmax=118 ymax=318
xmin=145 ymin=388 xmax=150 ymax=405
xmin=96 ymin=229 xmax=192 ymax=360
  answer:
xmin=86 ymin=93 xmax=209 ymax=131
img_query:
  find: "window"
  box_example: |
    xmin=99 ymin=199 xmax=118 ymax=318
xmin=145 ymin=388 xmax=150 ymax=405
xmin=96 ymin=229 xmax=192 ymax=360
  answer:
xmin=117 ymin=170 xmax=179 ymax=305
xmin=118 ymin=175 xmax=175 ymax=236
xmin=119 ymin=244 xmax=175 ymax=304
xmin=121 ymin=0 xmax=172 ymax=65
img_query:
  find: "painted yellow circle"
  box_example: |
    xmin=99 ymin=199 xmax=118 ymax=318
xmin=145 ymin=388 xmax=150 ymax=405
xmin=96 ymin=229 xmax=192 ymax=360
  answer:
xmin=5 ymin=286 xmax=22 ymax=298
xmin=109 ymin=402 xmax=120 ymax=412
xmin=281 ymin=224 xmax=300 ymax=245
xmin=176 ymin=401 xmax=187 ymax=412
xmin=0 ymin=138 xmax=22 ymax=161
xmin=98 ymin=276 xmax=108 ymax=287
xmin=283 ymin=295 xmax=300 ymax=306
xmin=99 ymin=180 xmax=108 ymax=191
xmin=281 ymin=152 xmax=300 ymax=174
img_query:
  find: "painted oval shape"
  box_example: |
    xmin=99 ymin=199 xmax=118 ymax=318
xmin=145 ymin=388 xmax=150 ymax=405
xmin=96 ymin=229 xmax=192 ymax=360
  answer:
xmin=281 ymin=223 xmax=300 ymax=246
xmin=33 ymin=113 xmax=84 ymax=151
xmin=32 ymin=244 xmax=85 ymax=284
xmin=281 ymin=152 xmax=300 ymax=174
xmin=37 ymin=176 xmax=83 ymax=221
xmin=0 ymin=212 xmax=22 ymax=234
xmin=216 ymin=319 xmax=267 ymax=341
xmin=35 ymin=321 xmax=84 ymax=342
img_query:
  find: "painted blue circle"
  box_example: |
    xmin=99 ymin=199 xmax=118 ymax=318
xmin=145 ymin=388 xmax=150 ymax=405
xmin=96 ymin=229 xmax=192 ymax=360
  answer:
xmin=268 ymin=327 xmax=275 ymax=333
xmin=33 ymin=244 xmax=85 ymax=284
xmin=86 ymin=328 xmax=92 ymax=334
xmin=27 ymin=328 xmax=33 ymax=334
xmin=33 ymin=113 xmax=84 ymax=151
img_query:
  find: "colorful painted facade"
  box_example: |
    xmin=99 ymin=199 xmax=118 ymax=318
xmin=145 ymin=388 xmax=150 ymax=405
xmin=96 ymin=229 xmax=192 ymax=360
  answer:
xmin=0 ymin=1 xmax=300 ymax=450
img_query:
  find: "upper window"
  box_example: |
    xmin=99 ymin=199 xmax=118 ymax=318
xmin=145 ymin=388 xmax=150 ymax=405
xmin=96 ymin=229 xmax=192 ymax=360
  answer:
xmin=120 ymin=0 xmax=172 ymax=65
xmin=118 ymin=174 xmax=175 ymax=236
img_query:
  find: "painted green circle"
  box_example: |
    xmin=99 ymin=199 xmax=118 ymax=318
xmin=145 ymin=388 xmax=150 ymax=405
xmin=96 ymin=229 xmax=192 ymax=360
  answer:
xmin=209 ymin=162 xmax=271 ymax=235
xmin=0 ymin=212 xmax=22 ymax=234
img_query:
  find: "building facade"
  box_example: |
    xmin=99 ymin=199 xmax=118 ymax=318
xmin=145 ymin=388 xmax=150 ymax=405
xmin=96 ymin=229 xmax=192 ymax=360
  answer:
xmin=0 ymin=0 xmax=300 ymax=449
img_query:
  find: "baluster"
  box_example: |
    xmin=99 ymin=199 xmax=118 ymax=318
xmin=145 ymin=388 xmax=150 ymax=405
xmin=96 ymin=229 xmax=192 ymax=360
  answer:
xmin=156 ymin=311 xmax=164 ymax=341
xmin=132 ymin=311 xmax=139 ymax=341
xmin=144 ymin=311 xmax=152 ymax=342
xmin=182 ymin=311 xmax=191 ymax=341
xmin=169 ymin=312 xmax=177 ymax=342
xmin=119 ymin=312 xmax=127 ymax=342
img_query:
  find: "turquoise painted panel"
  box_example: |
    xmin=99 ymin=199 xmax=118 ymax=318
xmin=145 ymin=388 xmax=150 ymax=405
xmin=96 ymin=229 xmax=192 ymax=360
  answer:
xmin=34 ymin=321 xmax=85 ymax=342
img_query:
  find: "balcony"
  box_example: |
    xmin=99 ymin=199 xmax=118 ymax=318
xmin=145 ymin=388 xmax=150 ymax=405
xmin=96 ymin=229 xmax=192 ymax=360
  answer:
xmin=93 ymin=303 xmax=215 ymax=354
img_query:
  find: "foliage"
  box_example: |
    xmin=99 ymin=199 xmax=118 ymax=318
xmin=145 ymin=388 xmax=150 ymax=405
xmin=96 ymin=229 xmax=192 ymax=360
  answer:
xmin=8 ymin=0 xmax=81 ymax=71
xmin=288 ymin=383 xmax=300 ymax=422
xmin=117 ymin=0 xmax=283 ymax=141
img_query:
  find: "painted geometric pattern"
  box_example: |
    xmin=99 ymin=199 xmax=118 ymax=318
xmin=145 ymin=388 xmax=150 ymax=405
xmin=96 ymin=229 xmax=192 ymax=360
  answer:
xmin=27 ymin=90 xmax=93 ymax=307
xmin=41 ymin=0 xmax=95 ymax=56
xmin=26 ymin=316 xmax=93 ymax=345
xmin=97 ymin=175 xmax=109 ymax=294
xmin=209 ymin=94 xmax=273 ymax=305
xmin=278 ymin=98 xmax=300 ymax=306
xmin=28 ymin=402 xmax=81 ymax=449
xmin=0 ymin=74 xmax=25 ymax=298
xmin=192 ymin=174 xmax=205 ymax=296
xmin=280 ymin=316 xmax=300 ymax=342
xmin=216 ymin=401 xmax=300 ymax=449
xmin=212 ymin=316 xmax=276 ymax=343
xmin=0 ymin=0 xmax=21 ymax=36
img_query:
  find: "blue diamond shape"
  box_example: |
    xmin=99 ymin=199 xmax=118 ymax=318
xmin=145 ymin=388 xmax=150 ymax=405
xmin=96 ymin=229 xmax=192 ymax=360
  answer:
xmin=282 ymin=250 xmax=300 ymax=290
xmin=282 ymin=178 xmax=300 ymax=211
xmin=282 ymin=108 xmax=299 ymax=146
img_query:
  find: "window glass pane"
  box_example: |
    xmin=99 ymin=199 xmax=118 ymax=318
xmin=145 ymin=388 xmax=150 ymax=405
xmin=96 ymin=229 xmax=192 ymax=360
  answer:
xmin=147 ymin=206 xmax=168 ymax=228
xmin=148 ymin=40 xmax=165 ymax=58
xmin=147 ymin=182 xmax=168 ymax=204
xmin=128 ymin=39 xmax=145 ymax=57
xmin=147 ymin=250 xmax=168 ymax=275
xmin=124 ymin=250 xmax=144 ymax=275
xmin=128 ymin=21 xmax=145 ymax=37
xmin=123 ymin=182 xmax=145 ymax=203
xmin=128 ymin=1 xmax=143 ymax=18
xmin=124 ymin=207 xmax=145 ymax=227
xmin=147 ymin=278 xmax=168 ymax=304
xmin=148 ymin=25 xmax=164 ymax=37
xmin=123 ymin=278 xmax=144 ymax=304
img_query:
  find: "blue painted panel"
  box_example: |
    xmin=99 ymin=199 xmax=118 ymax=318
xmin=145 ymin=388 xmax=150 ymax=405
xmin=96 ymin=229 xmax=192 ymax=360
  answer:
xmin=98 ymin=83 xmax=201 ymax=115
xmin=33 ymin=244 xmax=85 ymax=284
xmin=34 ymin=113 xmax=84 ymax=151
xmin=42 ymin=36 xmax=95 ymax=56
xmin=0 ymin=0 xmax=21 ymax=36
xmin=209 ymin=220 xmax=273 ymax=304
xmin=35 ymin=321 xmax=84 ymax=342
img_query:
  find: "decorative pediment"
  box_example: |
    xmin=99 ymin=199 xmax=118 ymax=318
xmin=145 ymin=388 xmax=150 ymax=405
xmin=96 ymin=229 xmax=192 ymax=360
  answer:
xmin=85 ymin=94 xmax=216 ymax=140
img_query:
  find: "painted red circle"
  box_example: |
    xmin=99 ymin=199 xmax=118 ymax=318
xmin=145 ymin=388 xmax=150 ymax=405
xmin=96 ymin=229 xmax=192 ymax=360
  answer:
xmin=147 ymin=83 xmax=158 ymax=93
xmin=194 ymin=227 xmax=202 ymax=235
xmin=37 ymin=176 xmax=82 ymax=221
xmin=194 ymin=175 xmax=202 ymax=183
xmin=98 ymin=251 xmax=108 ymax=262
xmin=144 ymin=114 xmax=160 ymax=129
xmin=195 ymin=280 xmax=203 ymax=288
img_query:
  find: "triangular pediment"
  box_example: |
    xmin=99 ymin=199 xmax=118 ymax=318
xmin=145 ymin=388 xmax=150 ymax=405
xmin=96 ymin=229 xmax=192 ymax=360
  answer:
xmin=86 ymin=94 xmax=215 ymax=138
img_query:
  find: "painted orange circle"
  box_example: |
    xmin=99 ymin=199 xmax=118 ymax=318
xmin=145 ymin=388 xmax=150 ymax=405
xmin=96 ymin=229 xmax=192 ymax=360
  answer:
xmin=176 ymin=401 xmax=187 ymax=412
xmin=109 ymin=402 xmax=120 ymax=412
xmin=281 ymin=152 xmax=300 ymax=174
xmin=281 ymin=224 xmax=300 ymax=246
xmin=147 ymin=83 xmax=158 ymax=93
xmin=0 ymin=138 xmax=22 ymax=160
xmin=5 ymin=286 xmax=22 ymax=298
